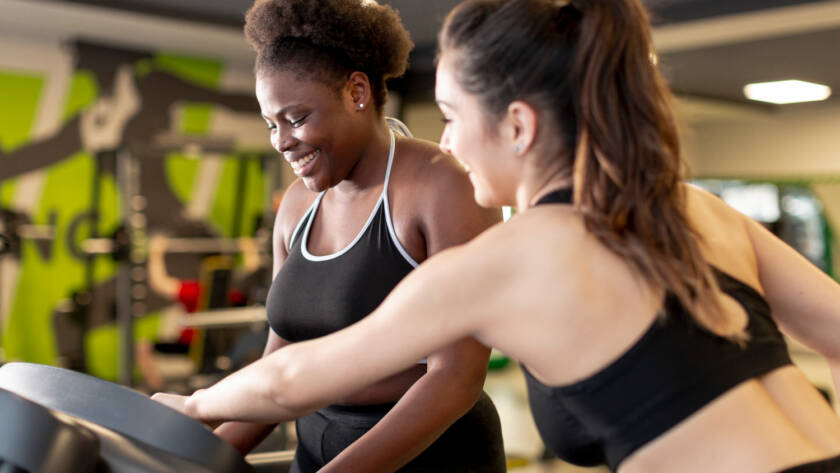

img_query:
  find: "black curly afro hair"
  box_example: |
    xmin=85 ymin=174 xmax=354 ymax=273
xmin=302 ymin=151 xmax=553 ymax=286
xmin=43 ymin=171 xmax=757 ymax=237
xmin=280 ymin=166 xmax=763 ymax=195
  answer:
xmin=245 ymin=0 xmax=414 ymax=110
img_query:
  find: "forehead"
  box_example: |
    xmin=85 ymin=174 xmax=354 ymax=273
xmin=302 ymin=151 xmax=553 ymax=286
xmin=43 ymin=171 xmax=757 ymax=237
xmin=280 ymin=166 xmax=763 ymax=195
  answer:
xmin=434 ymin=53 xmax=460 ymax=103
xmin=255 ymin=68 xmax=339 ymax=112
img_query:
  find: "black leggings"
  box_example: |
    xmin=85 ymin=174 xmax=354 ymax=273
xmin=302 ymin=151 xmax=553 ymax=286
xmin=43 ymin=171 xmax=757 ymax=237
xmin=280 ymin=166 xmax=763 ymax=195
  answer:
xmin=289 ymin=392 xmax=506 ymax=473
xmin=778 ymin=455 xmax=840 ymax=473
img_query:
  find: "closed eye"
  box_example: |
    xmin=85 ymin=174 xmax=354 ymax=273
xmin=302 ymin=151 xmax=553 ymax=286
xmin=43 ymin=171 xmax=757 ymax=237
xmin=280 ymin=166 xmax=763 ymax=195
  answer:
xmin=290 ymin=114 xmax=309 ymax=128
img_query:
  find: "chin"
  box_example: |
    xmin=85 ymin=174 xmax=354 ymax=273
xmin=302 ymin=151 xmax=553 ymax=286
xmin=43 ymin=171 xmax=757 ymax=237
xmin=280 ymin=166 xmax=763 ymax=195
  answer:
xmin=473 ymin=188 xmax=503 ymax=208
xmin=301 ymin=175 xmax=330 ymax=193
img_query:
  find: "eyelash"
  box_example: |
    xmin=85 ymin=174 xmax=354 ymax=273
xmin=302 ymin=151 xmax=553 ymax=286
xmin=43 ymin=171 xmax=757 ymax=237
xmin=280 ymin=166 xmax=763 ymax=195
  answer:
xmin=290 ymin=115 xmax=308 ymax=128
xmin=266 ymin=114 xmax=308 ymax=131
xmin=441 ymin=118 xmax=451 ymax=124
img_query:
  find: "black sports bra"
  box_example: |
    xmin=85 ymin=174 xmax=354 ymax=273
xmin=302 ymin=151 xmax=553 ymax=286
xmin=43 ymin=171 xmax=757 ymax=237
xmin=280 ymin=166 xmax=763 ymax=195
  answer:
xmin=522 ymin=188 xmax=792 ymax=471
xmin=265 ymin=130 xmax=418 ymax=342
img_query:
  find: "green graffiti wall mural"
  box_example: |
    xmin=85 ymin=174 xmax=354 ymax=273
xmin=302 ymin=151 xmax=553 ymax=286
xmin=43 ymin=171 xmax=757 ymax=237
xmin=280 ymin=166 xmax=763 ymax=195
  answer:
xmin=0 ymin=41 xmax=273 ymax=381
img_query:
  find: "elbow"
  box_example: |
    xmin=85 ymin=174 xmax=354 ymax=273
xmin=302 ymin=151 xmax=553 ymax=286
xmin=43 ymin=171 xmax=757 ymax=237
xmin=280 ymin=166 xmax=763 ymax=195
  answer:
xmin=265 ymin=349 xmax=317 ymax=417
xmin=431 ymin=366 xmax=487 ymax=415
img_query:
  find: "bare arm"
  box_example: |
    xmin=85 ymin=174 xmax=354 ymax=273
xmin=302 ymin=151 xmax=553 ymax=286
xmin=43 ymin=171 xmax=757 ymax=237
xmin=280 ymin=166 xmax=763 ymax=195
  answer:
xmin=744 ymin=215 xmax=840 ymax=393
xmin=184 ymin=239 xmax=503 ymax=424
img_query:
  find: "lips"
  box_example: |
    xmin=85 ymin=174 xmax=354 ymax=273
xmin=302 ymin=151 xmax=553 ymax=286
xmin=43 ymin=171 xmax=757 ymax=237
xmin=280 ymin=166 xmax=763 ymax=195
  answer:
xmin=289 ymin=150 xmax=319 ymax=175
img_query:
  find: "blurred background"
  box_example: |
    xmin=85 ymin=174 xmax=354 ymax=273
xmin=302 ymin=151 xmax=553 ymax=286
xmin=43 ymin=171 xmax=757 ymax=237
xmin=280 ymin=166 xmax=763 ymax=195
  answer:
xmin=1 ymin=0 xmax=839 ymax=471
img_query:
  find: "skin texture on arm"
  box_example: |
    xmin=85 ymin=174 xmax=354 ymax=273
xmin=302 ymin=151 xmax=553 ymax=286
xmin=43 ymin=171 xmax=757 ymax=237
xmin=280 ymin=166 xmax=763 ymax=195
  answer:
xmin=318 ymin=147 xmax=502 ymax=473
xmin=743 ymin=212 xmax=840 ymax=394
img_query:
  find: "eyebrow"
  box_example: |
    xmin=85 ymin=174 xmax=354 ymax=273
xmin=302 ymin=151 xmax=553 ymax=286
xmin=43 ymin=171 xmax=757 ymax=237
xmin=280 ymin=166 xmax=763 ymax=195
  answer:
xmin=262 ymin=104 xmax=302 ymax=120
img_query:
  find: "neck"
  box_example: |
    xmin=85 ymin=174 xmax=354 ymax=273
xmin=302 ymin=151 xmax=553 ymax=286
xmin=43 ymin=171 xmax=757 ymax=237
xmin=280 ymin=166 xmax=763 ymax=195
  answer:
xmin=333 ymin=118 xmax=391 ymax=197
xmin=514 ymin=158 xmax=572 ymax=210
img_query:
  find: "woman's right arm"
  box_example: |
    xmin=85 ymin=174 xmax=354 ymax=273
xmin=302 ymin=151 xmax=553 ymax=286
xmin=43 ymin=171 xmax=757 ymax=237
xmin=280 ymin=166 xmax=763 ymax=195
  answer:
xmin=744 ymin=215 xmax=840 ymax=393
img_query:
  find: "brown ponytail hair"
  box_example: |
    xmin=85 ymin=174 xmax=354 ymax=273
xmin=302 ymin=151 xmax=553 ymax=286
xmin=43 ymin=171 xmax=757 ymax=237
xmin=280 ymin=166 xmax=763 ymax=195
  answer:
xmin=441 ymin=0 xmax=742 ymax=339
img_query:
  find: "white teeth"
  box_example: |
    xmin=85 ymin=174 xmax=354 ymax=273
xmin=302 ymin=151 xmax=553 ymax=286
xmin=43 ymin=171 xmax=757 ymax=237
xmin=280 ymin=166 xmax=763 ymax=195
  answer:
xmin=291 ymin=150 xmax=318 ymax=172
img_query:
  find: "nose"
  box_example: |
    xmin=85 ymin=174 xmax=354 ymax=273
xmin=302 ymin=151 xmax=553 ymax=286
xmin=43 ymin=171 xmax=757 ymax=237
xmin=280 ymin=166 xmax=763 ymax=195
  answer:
xmin=271 ymin=126 xmax=297 ymax=153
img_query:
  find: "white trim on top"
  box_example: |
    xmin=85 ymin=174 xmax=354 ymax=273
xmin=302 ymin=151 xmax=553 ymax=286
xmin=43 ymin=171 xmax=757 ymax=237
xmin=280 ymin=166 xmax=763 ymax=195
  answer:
xmin=300 ymin=129 xmax=395 ymax=262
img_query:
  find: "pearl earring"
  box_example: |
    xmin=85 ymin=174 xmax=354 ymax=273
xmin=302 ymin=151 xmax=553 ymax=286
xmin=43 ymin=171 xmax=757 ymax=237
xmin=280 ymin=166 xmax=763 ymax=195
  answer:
xmin=358 ymin=103 xmax=365 ymax=110
xmin=513 ymin=143 xmax=523 ymax=153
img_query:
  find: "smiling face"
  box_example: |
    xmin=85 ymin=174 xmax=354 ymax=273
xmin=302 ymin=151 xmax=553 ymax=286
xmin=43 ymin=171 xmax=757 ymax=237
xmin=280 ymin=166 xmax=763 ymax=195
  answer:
xmin=435 ymin=53 xmax=517 ymax=208
xmin=256 ymin=68 xmax=365 ymax=192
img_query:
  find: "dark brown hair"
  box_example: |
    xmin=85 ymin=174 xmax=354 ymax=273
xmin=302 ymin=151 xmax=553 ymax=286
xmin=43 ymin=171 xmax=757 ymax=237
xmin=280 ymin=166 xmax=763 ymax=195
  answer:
xmin=441 ymin=0 xmax=739 ymax=339
xmin=244 ymin=0 xmax=414 ymax=110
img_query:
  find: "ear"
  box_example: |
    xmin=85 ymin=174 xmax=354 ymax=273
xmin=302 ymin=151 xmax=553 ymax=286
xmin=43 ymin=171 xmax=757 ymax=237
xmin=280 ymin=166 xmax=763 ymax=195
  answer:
xmin=345 ymin=71 xmax=373 ymax=112
xmin=504 ymin=100 xmax=538 ymax=156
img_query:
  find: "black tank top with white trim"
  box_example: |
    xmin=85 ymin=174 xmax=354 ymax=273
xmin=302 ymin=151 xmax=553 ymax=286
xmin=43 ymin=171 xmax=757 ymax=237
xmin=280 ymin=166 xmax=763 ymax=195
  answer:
xmin=266 ymin=130 xmax=419 ymax=342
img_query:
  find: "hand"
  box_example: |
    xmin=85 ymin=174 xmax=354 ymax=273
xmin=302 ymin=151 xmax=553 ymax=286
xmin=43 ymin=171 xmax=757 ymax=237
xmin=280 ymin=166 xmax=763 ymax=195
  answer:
xmin=151 ymin=392 xmax=191 ymax=415
xmin=151 ymin=390 xmax=222 ymax=429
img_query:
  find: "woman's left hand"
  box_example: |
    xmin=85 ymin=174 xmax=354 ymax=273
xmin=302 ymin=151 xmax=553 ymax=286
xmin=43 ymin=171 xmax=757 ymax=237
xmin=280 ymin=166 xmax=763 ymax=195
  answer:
xmin=151 ymin=391 xmax=222 ymax=429
xmin=151 ymin=392 xmax=191 ymax=415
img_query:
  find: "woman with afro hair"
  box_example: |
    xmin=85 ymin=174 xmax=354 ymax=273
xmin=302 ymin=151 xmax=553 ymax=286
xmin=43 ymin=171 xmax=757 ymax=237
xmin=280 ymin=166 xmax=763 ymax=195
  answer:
xmin=154 ymin=1 xmax=507 ymax=472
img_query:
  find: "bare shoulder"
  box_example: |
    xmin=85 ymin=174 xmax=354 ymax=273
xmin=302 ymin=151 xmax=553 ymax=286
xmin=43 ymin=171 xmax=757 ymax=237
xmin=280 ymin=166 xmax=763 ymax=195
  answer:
xmin=683 ymin=183 xmax=759 ymax=285
xmin=273 ymin=178 xmax=320 ymax=251
xmin=388 ymin=136 xmax=501 ymax=257
xmin=487 ymin=205 xmax=587 ymax=268
xmin=390 ymin=136 xmax=470 ymax=189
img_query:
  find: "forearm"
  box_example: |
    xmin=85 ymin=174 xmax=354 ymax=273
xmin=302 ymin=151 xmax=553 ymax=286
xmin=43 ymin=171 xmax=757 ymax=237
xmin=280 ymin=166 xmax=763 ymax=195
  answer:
xmin=186 ymin=353 xmax=315 ymax=424
xmin=319 ymin=369 xmax=484 ymax=473
xmin=214 ymin=421 xmax=278 ymax=455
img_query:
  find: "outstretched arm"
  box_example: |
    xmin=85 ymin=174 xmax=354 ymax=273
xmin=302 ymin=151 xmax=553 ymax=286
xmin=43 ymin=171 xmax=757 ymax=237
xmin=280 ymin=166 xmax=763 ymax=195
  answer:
xmin=176 ymin=232 xmax=507 ymax=424
xmin=744 ymin=215 xmax=840 ymax=394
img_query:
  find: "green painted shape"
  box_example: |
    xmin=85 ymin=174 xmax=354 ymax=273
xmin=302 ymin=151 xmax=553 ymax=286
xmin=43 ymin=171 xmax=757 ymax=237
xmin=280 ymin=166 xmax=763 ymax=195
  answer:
xmin=209 ymin=157 xmax=265 ymax=237
xmin=84 ymin=313 xmax=161 ymax=381
xmin=0 ymin=179 xmax=16 ymax=207
xmin=0 ymin=70 xmax=44 ymax=152
xmin=242 ymin=157 xmax=266 ymax=236
xmin=209 ymin=158 xmax=237 ymax=237
xmin=154 ymin=53 xmax=222 ymax=89
xmin=134 ymin=59 xmax=154 ymax=78
xmin=181 ymin=103 xmax=214 ymax=136
xmin=154 ymin=53 xmax=224 ymax=209
xmin=165 ymin=153 xmax=200 ymax=207
xmin=62 ymin=70 xmax=98 ymax=121
xmin=2 ymin=152 xmax=121 ymax=364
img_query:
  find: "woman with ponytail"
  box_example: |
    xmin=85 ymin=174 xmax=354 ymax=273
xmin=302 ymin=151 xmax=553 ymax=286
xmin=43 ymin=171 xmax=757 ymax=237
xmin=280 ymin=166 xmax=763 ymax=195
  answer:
xmin=155 ymin=0 xmax=840 ymax=471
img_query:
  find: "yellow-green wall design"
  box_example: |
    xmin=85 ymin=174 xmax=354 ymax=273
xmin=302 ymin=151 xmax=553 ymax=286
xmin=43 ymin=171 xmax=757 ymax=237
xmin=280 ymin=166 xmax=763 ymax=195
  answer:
xmin=0 ymin=41 xmax=270 ymax=380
